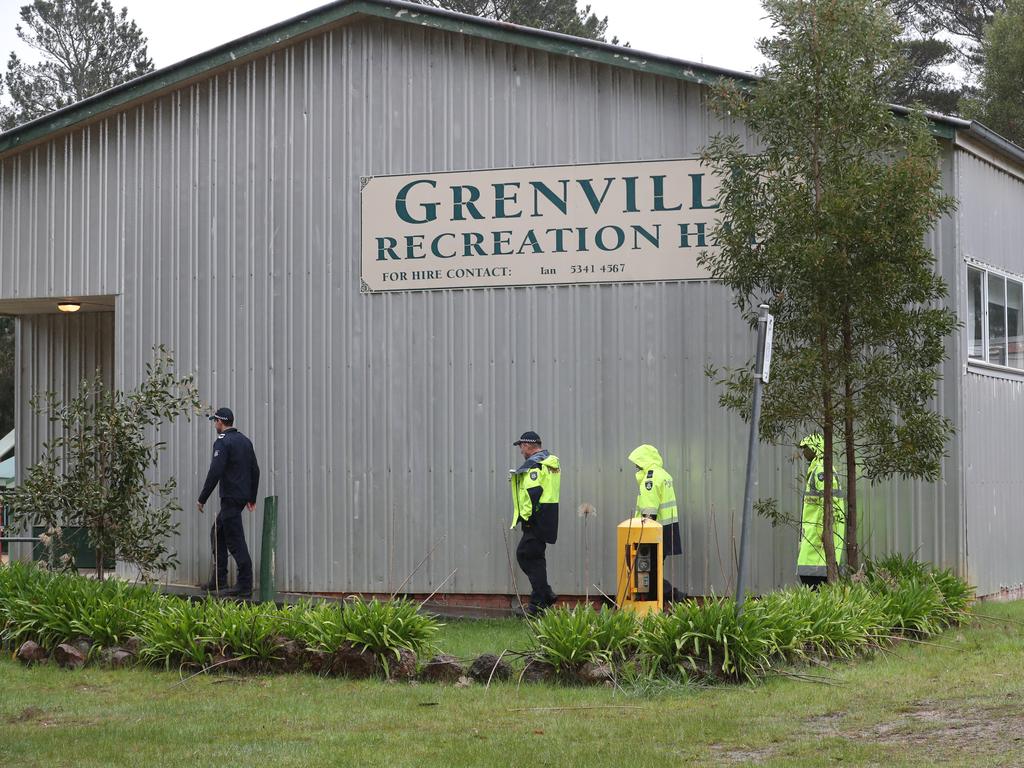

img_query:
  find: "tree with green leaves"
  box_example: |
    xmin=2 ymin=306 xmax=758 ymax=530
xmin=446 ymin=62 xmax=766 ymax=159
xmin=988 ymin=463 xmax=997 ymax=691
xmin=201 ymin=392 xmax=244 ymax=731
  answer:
xmin=961 ymin=0 xmax=1024 ymax=143
xmin=703 ymin=0 xmax=958 ymax=581
xmin=0 ymin=1 xmax=154 ymax=456
xmin=1 ymin=348 xmax=204 ymax=579
xmin=0 ymin=76 xmax=11 ymax=130
xmin=1 ymin=0 xmax=153 ymax=131
xmin=410 ymin=0 xmax=618 ymax=42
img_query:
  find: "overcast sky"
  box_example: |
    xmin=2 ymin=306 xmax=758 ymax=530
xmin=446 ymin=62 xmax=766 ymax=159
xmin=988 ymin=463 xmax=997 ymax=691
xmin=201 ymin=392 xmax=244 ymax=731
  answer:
xmin=0 ymin=0 xmax=774 ymax=77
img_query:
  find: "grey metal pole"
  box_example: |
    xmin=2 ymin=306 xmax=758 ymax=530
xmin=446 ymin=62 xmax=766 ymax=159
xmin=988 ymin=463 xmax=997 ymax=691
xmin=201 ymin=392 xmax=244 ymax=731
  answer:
xmin=736 ymin=304 xmax=770 ymax=615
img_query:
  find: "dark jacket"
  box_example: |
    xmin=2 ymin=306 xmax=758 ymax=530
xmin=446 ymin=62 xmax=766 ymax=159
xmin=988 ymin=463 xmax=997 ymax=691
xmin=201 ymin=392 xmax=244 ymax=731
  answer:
xmin=198 ymin=428 xmax=260 ymax=505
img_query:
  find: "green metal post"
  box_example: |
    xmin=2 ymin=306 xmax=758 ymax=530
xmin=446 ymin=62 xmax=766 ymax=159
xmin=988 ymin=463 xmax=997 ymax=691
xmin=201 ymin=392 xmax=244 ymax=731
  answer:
xmin=259 ymin=496 xmax=278 ymax=603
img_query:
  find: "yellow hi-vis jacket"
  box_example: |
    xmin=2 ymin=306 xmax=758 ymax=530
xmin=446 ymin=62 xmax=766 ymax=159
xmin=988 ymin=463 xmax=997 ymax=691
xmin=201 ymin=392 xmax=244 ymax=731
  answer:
xmin=797 ymin=433 xmax=846 ymax=578
xmin=509 ymin=451 xmax=560 ymax=544
xmin=628 ymin=444 xmax=678 ymax=526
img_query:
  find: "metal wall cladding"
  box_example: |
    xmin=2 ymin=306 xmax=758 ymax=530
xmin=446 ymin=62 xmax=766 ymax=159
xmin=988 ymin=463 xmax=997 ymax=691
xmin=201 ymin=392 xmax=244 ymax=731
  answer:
xmin=8 ymin=312 xmax=115 ymax=563
xmin=957 ymin=149 xmax=1024 ymax=596
xmin=1 ymin=17 xmax=965 ymax=595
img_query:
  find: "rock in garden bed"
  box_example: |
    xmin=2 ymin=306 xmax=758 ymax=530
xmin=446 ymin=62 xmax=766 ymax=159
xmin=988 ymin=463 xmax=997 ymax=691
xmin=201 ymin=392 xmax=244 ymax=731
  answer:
xmin=575 ymin=661 xmax=613 ymax=685
xmin=419 ymin=654 xmax=465 ymax=684
xmin=273 ymin=637 xmax=306 ymax=673
xmin=210 ymin=652 xmax=247 ymax=672
xmin=16 ymin=640 xmax=48 ymax=666
xmin=305 ymin=649 xmax=332 ymax=675
xmin=331 ymin=642 xmax=380 ymax=679
xmin=100 ymin=647 xmax=136 ymax=669
xmin=520 ymin=658 xmax=557 ymax=684
xmin=53 ymin=643 xmax=87 ymax=670
xmin=468 ymin=653 xmax=512 ymax=683
xmin=386 ymin=649 xmax=418 ymax=681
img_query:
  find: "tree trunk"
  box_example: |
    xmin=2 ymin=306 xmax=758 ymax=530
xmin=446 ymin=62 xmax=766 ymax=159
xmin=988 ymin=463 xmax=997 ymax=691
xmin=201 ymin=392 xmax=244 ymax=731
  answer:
xmin=822 ymin=421 xmax=840 ymax=583
xmin=810 ymin=2 xmax=838 ymax=583
xmin=821 ymin=325 xmax=839 ymax=584
xmin=842 ymin=313 xmax=859 ymax=572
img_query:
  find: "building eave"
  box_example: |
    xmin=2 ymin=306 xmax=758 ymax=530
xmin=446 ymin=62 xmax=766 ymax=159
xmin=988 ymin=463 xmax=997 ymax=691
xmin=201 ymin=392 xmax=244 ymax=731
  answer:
xmin=0 ymin=0 xmax=753 ymax=158
xmin=2 ymin=0 xmax=1021 ymax=171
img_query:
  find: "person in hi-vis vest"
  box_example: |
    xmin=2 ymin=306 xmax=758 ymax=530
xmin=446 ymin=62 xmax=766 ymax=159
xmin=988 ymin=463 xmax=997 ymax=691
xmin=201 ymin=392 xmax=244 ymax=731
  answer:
xmin=797 ymin=433 xmax=845 ymax=588
xmin=509 ymin=431 xmax=560 ymax=616
xmin=628 ymin=444 xmax=684 ymax=601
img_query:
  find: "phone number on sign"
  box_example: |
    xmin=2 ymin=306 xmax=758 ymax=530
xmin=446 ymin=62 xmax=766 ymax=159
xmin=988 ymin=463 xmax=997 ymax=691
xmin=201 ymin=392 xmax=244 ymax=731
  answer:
xmin=569 ymin=264 xmax=626 ymax=274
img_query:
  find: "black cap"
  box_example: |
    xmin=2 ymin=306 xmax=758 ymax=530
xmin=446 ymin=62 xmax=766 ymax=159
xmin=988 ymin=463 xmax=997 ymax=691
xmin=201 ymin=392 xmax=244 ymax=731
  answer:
xmin=513 ymin=430 xmax=541 ymax=446
xmin=209 ymin=407 xmax=234 ymax=423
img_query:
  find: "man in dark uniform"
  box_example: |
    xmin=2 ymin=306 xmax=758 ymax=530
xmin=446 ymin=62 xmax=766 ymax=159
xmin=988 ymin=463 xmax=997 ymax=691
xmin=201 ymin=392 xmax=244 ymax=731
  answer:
xmin=509 ymin=431 xmax=560 ymax=616
xmin=197 ymin=407 xmax=260 ymax=598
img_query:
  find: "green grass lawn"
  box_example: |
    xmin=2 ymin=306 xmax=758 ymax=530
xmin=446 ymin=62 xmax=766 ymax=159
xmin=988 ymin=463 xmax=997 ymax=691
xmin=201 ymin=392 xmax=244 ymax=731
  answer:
xmin=428 ymin=617 xmax=534 ymax=661
xmin=2 ymin=603 xmax=1023 ymax=768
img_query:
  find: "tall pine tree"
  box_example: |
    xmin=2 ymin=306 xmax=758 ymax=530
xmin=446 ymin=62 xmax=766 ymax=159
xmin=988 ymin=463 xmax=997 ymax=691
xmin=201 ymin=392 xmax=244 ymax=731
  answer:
xmin=1 ymin=0 xmax=153 ymax=130
xmin=961 ymin=0 xmax=1024 ymax=143
xmin=410 ymin=1 xmax=618 ymax=42
xmin=0 ymin=0 xmax=154 ymax=439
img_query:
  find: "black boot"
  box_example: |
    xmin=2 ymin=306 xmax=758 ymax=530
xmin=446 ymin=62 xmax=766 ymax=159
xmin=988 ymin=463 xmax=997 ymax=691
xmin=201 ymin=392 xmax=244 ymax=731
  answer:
xmin=216 ymin=585 xmax=252 ymax=600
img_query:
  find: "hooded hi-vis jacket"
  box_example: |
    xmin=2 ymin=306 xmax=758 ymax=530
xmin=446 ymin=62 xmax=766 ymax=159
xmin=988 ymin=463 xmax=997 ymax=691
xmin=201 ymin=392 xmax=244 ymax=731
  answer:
xmin=797 ymin=434 xmax=846 ymax=578
xmin=627 ymin=444 xmax=678 ymax=526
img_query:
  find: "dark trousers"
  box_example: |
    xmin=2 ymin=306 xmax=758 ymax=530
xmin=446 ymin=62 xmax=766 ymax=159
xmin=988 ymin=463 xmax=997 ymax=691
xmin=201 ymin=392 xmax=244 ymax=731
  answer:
xmin=799 ymin=574 xmax=828 ymax=590
xmin=212 ymin=501 xmax=252 ymax=590
xmin=516 ymin=528 xmax=555 ymax=607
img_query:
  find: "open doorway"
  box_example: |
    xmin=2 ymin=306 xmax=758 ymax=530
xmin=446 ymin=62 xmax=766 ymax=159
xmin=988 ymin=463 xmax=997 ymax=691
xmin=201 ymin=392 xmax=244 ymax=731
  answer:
xmin=0 ymin=298 xmax=116 ymax=567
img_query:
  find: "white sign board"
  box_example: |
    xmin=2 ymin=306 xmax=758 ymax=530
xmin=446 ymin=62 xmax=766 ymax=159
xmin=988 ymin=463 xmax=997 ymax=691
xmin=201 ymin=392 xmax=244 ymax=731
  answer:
xmin=762 ymin=313 xmax=775 ymax=384
xmin=360 ymin=159 xmax=720 ymax=292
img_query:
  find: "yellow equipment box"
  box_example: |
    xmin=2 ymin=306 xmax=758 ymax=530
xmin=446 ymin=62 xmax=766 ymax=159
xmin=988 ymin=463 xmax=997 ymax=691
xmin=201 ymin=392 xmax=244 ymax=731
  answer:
xmin=616 ymin=517 xmax=663 ymax=615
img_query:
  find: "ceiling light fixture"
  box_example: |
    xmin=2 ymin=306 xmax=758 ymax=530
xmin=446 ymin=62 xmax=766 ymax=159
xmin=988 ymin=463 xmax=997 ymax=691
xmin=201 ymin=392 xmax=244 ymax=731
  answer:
xmin=57 ymin=301 xmax=81 ymax=313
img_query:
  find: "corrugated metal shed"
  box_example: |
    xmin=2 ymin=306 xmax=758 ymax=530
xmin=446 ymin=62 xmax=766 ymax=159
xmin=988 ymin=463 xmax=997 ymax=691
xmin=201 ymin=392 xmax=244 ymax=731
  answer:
xmin=957 ymin=146 xmax=1024 ymax=595
xmin=0 ymin=1 xmax=1016 ymax=597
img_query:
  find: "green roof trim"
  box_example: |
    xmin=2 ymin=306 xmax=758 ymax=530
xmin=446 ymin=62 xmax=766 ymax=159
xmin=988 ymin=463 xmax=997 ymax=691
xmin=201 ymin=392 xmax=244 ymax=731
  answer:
xmin=929 ymin=121 xmax=957 ymax=141
xmin=0 ymin=0 xmax=752 ymax=157
xmin=358 ymin=2 xmax=754 ymax=87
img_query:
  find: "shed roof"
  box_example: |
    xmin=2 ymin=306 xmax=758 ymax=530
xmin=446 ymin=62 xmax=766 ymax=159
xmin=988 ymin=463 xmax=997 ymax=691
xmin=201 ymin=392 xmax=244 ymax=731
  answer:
xmin=0 ymin=0 xmax=1020 ymax=167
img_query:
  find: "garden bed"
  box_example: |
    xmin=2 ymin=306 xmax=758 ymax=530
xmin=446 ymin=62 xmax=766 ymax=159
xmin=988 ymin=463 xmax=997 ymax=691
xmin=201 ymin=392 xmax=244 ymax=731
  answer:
xmin=0 ymin=555 xmax=972 ymax=687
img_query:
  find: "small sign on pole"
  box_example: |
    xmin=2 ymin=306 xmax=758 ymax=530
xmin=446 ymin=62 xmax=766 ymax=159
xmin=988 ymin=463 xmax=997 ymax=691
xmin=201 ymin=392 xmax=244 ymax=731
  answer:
xmin=735 ymin=304 xmax=774 ymax=615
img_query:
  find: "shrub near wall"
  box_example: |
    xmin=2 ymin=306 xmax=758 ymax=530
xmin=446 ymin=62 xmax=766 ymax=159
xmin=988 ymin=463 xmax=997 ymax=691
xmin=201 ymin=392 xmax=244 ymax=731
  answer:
xmin=525 ymin=556 xmax=973 ymax=685
xmin=1 ymin=556 xmax=972 ymax=684
xmin=0 ymin=563 xmax=440 ymax=676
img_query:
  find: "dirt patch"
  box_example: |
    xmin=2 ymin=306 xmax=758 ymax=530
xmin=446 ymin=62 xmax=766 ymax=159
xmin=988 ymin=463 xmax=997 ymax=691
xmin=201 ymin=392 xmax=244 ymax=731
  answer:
xmin=709 ymin=744 xmax=777 ymax=765
xmin=5 ymin=707 xmax=67 ymax=728
xmin=73 ymin=684 xmax=108 ymax=693
xmin=6 ymin=707 xmax=109 ymax=729
xmin=805 ymin=711 xmax=846 ymax=734
xmin=8 ymin=706 xmax=46 ymax=723
xmin=843 ymin=699 xmax=1024 ymax=758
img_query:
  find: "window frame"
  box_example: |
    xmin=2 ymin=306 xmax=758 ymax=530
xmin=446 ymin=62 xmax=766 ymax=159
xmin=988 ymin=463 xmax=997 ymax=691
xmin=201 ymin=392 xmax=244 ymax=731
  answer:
xmin=966 ymin=259 xmax=1024 ymax=377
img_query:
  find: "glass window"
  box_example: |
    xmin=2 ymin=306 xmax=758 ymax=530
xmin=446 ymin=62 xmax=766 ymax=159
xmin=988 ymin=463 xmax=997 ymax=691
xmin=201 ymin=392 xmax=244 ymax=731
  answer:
xmin=1008 ymin=280 xmax=1024 ymax=369
xmin=988 ymin=273 xmax=1007 ymax=366
xmin=968 ymin=267 xmax=984 ymax=359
